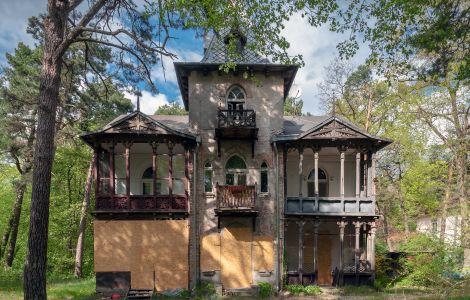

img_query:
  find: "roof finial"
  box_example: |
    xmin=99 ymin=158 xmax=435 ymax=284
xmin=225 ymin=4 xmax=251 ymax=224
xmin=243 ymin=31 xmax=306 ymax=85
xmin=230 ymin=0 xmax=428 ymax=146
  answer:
xmin=135 ymin=90 xmax=142 ymax=112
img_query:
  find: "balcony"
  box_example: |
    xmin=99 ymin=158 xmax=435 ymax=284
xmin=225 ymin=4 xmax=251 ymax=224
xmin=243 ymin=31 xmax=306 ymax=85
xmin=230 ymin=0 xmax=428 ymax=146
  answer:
xmin=285 ymin=197 xmax=375 ymax=216
xmin=215 ymin=185 xmax=258 ymax=229
xmin=94 ymin=195 xmax=188 ymax=216
xmin=215 ymin=109 xmax=258 ymax=157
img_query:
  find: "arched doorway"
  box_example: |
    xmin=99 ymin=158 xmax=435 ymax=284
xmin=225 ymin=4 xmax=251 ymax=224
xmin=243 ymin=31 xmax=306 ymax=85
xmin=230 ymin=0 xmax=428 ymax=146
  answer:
xmin=307 ymin=168 xmax=328 ymax=197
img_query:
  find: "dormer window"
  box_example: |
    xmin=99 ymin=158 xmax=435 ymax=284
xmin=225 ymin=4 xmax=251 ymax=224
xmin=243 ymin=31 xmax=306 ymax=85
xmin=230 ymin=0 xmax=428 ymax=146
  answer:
xmin=226 ymin=85 xmax=246 ymax=111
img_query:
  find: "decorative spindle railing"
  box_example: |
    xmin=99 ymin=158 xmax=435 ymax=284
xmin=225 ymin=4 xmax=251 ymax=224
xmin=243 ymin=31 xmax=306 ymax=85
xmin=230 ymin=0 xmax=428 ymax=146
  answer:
xmin=95 ymin=195 xmax=188 ymax=212
xmin=216 ymin=184 xmax=257 ymax=210
xmin=217 ymin=109 xmax=256 ymax=128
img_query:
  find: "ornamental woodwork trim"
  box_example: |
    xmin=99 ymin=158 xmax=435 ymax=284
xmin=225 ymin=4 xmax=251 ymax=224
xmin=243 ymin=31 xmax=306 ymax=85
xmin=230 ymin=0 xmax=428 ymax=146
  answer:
xmin=301 ymin=120 xmax=366 ymax=140
xmin=109 ymin=113 xmax=170 ymax=134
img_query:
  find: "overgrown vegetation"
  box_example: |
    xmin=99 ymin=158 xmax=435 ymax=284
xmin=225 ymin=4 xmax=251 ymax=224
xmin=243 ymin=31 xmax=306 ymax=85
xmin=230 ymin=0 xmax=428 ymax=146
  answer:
xmin=257 ymin=282 xmax=275 ymax=298
xmin=285 ymin=284 xmax=321 ymax=296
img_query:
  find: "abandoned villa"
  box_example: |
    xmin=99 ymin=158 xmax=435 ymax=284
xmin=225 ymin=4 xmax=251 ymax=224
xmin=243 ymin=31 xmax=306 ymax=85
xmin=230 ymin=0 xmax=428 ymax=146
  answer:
xmin=81 ymin=29 xmax=392 ymax=294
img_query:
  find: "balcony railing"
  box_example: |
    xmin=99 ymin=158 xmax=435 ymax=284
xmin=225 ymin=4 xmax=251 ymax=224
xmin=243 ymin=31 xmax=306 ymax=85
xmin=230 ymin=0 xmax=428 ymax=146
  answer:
xmin=95 ymin=195 xmax=188 ymax=213
xmin=217 ymin=109 xmax=256 ymax=128
xmin=216 ymin=184 xmax=257 ymax=210
xmin=285 ymin=196 xmax=375 ymax=215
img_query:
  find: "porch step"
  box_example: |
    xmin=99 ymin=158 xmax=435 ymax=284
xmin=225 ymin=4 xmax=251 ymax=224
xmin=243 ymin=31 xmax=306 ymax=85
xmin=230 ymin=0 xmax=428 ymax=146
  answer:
xmin=126 ymin=289 xmax=153 ymax=299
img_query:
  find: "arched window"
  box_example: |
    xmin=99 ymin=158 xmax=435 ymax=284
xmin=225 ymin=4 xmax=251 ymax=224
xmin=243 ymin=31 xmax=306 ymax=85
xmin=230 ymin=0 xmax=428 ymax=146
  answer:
xmin=225 ymin=155 xmax=247 ymax=186
xmin=204 ymin=162 xmax=213 ymax=193
xmin=142 ymin=167 xmax=153 ymax=195
xmin=260 ymin=161 xmax=268 ymax=193
xmin=226 ymin=85 xmax=246 ymax=111
xmin=307 ymin=168 xmax=328 ymax=197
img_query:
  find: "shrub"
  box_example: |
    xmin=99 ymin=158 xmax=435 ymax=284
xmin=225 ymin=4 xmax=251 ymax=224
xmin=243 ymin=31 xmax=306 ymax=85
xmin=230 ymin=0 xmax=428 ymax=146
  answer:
xmin=194 ymin=280 xmax=216 ymax=300
xmin=285 ymin=284 xmax=321 ymax=295
xmin=257 ymin=282 xmax=274 ymax=298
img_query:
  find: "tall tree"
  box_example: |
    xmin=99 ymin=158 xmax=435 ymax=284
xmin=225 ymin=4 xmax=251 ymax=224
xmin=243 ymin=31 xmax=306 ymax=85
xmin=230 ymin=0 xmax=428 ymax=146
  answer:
xmin=155 ymin=102 xmax=188 ymax=115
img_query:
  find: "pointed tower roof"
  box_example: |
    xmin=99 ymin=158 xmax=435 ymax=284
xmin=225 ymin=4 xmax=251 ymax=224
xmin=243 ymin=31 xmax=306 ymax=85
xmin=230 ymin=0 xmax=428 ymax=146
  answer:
xmin=201 ymin=28 xmax=270 ymax=64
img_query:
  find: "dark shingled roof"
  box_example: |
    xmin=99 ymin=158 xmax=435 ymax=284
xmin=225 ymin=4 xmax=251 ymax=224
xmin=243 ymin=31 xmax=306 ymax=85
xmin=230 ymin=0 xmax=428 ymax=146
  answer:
xmin=201 ymin=28 xmax=270 ymax=64
xmin=282 ymin=116 xmax=330 ymax=135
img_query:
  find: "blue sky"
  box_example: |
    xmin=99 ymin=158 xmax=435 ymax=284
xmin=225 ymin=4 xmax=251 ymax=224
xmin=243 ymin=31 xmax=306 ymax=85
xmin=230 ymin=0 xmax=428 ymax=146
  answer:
xmin=0 ymin=0 xmax=370 ymax=115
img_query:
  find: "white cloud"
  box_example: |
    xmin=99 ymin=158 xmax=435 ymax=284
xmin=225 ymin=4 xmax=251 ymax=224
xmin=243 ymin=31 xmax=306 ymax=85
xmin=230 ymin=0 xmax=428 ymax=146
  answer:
xmin=124 ymin=90 xmax=171 ymax=115
xmin=283 ymin=14 xmax=370 ymax=115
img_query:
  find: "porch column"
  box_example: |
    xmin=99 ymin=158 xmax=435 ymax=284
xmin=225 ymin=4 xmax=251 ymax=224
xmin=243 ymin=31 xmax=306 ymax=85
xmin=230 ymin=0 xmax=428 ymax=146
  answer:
xmin=313 ymin=220 xmax=319 ymax=283
xmin=314 ymin=151 xmax=319 ymax=196
xmin=298 ymin=146 xmax=304 ymax=211
xmin=353 ymin=221 xmax=362 ymax=285
xmin=109 ymin=143 xmax=115 ymax=196
xmin=355 ymin=152 xmax=361 ymax=198
xmin=369 ymin=222 xmax=377 ymax=281
xmin=151 ymin=142 xmax=158 ymax=196
xmin=337 ymin=220 xmax=348 ymax=286
xmin=340 ymin=151 xmax=345 ymax=199
xmin=125 ymin=142 xmax=132 ymax=196
xmin=93 ymin=146 xmax=99 ymax=197
xmin=168 ymin=142 xmax=174 ymax=197
xmin=366 ymin=152 xmax=372 ymax=197
xmin=363 ymin=153 xmax=368 ymax=197
xmin=297 ymin=220 xmax=305 ymax=284
xmin=371 ymin=152 xmax=376 ymax=197
xmin=185 ymin=144 xmax=190 ymax=199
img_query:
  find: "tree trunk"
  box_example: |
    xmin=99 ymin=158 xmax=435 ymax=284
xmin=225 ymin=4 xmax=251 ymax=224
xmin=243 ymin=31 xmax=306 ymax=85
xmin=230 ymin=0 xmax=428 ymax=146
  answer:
xmin=5 ymin=182 xmax=27 ymax=267
xmin=440 ymin=159 xmax=454 ymax=241
xmin=23 ymin=1 xmax=67 ymax=298
xmin=382 ymin=212 xmax=394 ymax=251
xmin=74 ymin=155 xmax=95 ymax=278
xmin=0 ymin=217 xmax=13 ymax=259
xmin=456 ymin=149 xmax=469 ymax=269
xmin=397 ymin=185 xmax=410 ymax=238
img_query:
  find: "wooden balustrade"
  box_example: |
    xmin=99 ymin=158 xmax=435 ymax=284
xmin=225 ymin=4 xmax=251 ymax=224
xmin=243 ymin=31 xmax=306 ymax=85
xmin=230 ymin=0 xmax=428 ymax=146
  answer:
xmin=216 ymin=184 xmax=257 ymax=210
xmin=95 ymin=195 xmax=188 ymax=212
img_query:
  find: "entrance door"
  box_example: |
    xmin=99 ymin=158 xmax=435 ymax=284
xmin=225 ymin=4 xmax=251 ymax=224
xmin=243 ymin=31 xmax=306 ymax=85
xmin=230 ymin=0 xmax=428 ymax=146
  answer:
xmin=221 ymin=226 xmax=252 ymax=288
xmin=317 ymin=235 xmax=332 ymax=285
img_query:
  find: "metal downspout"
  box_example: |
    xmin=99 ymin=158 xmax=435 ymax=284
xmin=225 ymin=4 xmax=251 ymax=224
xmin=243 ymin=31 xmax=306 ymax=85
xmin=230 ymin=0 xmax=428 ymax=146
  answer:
xmin=194 ymin=140 xmax=200 ymax=285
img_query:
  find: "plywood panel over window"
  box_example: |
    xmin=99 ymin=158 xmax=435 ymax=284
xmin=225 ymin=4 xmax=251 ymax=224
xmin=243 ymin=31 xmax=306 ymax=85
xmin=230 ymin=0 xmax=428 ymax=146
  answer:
xmin=201 ymin=233 xmax=221 ymax=271
xmin=253 ymin=236 xmax=274 ymax=271
xmin=221 ymin=227 xmax=252 ymax=288
xmin=94 ymin=220 xmax=189 ymax=291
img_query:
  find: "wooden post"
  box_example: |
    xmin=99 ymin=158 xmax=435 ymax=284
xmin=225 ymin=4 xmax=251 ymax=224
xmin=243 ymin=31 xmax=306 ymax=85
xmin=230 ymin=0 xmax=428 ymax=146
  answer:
xmin=109 ymin=143 xmax=115 ymax=196
xmin=369 ymin=222 xmax=377 ymax=282
xmin=297 ymin=220 xmax=305 ymax=284
xmin=93 ymin=147 xmax=99 ymax=198
xmin=363 ymin=153 xmax=368 ymax=197
xmin=314 ymin=152 xmax=319 ymax=197
xmin=125 ymin=143 xmax=131 ymax=196
xmin=353 ymin=221 xmax=362 ymax=285
xmin=340 ymin=151 xmax=345 ymax=199
xmin=185 ymin=145 xmax=190 ymax=199
xmin=283 ymin=145 xmax=288 ymax=201
xmin=337 ymin=220 xmax=348 ymax=286
xmin=313 ymin=220 xmax=319 ymax=284
xmin=168 ymin=142 xmax=174 ymax=198
xmin=366 ymin=152 xmax=372 ymax=197
xmin=355 ymin=152 xmax=361 ymax=198
xmin=298 ymin=146 xmax=304 ymax=212
xmin=371 ymin=152 xmax=376 ymax=197
xmin=151 ymin=142 xmax=158 ymax=197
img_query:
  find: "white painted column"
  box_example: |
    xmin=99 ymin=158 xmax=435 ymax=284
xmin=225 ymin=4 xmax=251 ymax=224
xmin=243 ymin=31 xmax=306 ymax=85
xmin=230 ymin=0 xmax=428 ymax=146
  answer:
xmin=371 ymin=152 xmax=376 ymax=197
xmin=340 ymin=151 xmax=345 ymax=198
xmin=356 ymin=152 xmax=361 ymax=198
xmin=314 ymin=152 xmax=319 ymax=197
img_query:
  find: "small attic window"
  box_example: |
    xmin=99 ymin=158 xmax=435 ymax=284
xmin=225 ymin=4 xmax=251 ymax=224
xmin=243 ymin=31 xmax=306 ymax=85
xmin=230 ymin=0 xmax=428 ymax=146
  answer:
xmin=224 ymin=29 xmax=247 ymax=53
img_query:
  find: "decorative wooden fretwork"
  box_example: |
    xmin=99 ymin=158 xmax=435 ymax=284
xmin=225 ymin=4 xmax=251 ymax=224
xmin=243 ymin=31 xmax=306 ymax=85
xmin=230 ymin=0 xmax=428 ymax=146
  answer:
xmin=302 ymin=120 xmax=365 ymax=139
xmin=216 ymin=184 xmax=256 ymax=209
xmin=217 ymin=109 xmax=256 ymax=128
xmin=110 ymin=113 xmax=169 ymax=134
xmin=95 ymin=195 xmax=187 ymax=213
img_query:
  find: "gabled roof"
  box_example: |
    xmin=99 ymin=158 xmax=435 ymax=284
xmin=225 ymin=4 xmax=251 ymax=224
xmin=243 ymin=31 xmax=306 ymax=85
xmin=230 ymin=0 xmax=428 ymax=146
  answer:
xmin=201 ymin=28 xmax=270 ymax=64
xmin=80 ymin=111 xmax=196 ymax=146
xmin=273 ymin=115 xmax=392 ymax=149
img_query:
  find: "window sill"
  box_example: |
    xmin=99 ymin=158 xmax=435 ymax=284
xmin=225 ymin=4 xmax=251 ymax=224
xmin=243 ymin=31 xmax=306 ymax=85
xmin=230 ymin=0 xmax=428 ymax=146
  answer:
xmin=204 ymin=192 xmax=215 ymax=198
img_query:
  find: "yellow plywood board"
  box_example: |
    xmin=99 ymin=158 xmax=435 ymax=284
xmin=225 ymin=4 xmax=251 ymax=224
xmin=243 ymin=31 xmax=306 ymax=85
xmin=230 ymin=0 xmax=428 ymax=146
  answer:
xmin=200 ymin=233 xmax=221 ymax=271
xmin=94 ymin=220 xmax=189 ymax=291
xmin=94 ymin=220 xmax=134 ymax=272
xmin=131 ymin=271 xmax=154 ymax=289
xmin=253 ymin=236 xmax=274 ymax=271
xmin=221 ymin=227 xmax=252 ymax=289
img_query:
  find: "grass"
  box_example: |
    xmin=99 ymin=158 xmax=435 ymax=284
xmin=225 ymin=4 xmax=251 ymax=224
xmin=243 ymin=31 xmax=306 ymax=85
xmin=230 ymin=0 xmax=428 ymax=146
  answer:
xmin=0 ymin=277 xmax=98 ymax=300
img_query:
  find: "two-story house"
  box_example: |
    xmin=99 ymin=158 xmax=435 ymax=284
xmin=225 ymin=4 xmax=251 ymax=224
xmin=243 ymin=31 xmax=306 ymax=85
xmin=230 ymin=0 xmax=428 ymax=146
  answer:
xmin=81 ymin=28 xmax=392 ymax=295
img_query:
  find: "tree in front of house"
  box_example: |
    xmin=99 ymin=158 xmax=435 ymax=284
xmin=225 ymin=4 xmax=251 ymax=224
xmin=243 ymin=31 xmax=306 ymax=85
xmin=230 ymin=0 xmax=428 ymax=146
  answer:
xmin=155 ymin=102 xmax=188 ymax=115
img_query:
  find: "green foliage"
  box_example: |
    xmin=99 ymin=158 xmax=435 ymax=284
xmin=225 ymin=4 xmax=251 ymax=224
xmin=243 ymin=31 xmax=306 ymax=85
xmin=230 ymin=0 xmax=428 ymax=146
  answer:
xmin=155 ymin=102 xmax=188 ymax=115
xmin=393 ymin=235 xmax=463 ymax=289
xmin=193 ymin=280 xmax=217 ymax=300
xmin=257 ymin=281 xmax=274 ymax=298
xmin=285 ymin=284 xmax=321 ymax=295
xmin=284 ymin=97 xmax=303 ymax=116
